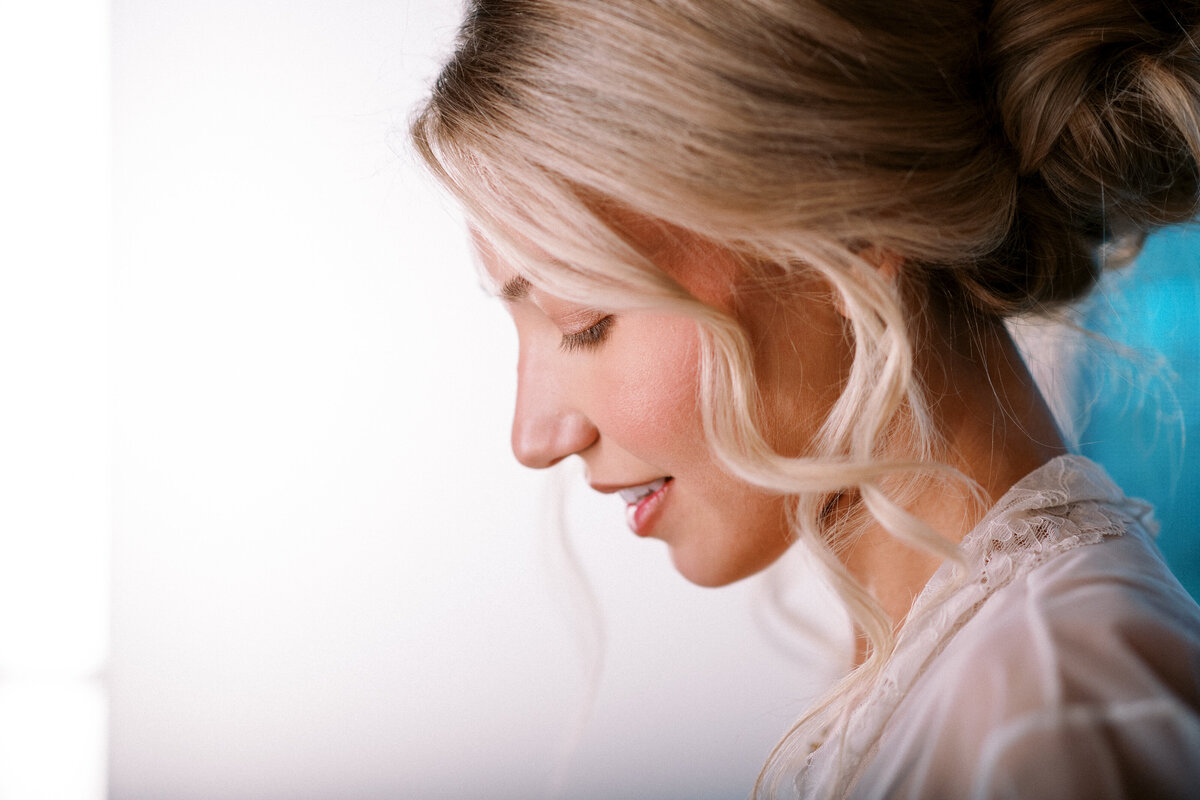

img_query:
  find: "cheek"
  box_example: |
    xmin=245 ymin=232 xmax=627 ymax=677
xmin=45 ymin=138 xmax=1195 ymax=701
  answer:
xmin=593 ymin=315 xmax=705 ymax=456
xmin=740 ymin=282 xmax=852 ymax=456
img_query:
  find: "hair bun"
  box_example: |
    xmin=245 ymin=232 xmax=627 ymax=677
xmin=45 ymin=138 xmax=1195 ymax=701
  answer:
xmin=990 ymin=0 xmax=1200 ymax=237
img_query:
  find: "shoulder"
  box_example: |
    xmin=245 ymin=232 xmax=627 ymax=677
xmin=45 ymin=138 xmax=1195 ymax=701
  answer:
xmin=953 ymin=538 xmax=1200 ymax=800
xmin=863 ymin=507 xmax=1200 ymax=799
xmin=965 ymin=512 xmax=1200 ymax=710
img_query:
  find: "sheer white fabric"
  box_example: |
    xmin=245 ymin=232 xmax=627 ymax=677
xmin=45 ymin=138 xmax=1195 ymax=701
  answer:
xmin=796 ymin=456 xmax=1200 ymax=799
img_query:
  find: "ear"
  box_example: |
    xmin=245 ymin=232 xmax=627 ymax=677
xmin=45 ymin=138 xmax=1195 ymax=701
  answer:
xmin=860 ymin=245 xmax=904 ymax=283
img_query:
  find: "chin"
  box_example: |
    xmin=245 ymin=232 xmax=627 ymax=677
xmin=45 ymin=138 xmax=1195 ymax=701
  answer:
xmin=668 ymin=544 xmax=779 ymax=588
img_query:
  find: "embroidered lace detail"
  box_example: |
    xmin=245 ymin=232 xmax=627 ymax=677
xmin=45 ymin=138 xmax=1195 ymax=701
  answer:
xmin=793 ymin=456 xmax=1156 ymax=799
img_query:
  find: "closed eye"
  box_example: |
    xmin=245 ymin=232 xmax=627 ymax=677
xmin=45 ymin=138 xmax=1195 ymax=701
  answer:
xmin=560 ymin=315 xmax=615 ymax=352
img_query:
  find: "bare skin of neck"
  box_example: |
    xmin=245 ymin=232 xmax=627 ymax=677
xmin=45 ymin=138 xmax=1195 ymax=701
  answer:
xmin=841 ymin=314 xmax=1068 ymax=661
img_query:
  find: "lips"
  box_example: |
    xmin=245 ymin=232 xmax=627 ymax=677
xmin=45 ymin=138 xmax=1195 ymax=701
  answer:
xmin=622 ymin=477 xmax=673 ymax=536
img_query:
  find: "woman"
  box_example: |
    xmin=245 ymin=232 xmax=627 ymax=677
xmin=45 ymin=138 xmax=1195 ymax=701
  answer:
xmin=411 ymin=0 xmax=1200 ymax=796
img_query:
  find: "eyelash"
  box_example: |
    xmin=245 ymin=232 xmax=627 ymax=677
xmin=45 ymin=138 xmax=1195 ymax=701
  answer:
xmin=560 ymin=315 xmax=615 ymax=352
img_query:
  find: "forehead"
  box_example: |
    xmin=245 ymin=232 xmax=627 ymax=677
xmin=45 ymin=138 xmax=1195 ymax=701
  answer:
xmin=470 ymin=225 xmax=594 ymax=305
xmin=470 ymin=228 xmax=524 ymax=297
xmin=469 ymin=215 xmax=749 ymax=313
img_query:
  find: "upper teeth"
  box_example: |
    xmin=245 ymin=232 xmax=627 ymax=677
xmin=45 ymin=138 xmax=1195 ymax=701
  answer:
xmin=619 ymin=478 xmax=667 ymax=504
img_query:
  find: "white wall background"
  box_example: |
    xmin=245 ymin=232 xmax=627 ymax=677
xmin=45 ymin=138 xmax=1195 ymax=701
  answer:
xmin=111 ymin=2 xmax=846 ymax=799
xmin=2 ymin=3 xmax=109 ymax=800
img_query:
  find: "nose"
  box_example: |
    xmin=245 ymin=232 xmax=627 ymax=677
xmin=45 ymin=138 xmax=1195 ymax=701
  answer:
xmin=510 ymin=357 xmax=598 ymax=469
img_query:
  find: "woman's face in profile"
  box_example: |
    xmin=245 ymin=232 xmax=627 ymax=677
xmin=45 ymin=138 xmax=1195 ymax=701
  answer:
xmin=477 ymin=226 xmax=852 ymax=586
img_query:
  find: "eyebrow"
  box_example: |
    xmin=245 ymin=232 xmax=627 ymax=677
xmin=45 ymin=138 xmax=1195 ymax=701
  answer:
xmin=500 ymin=275 xmax=531 ymax=301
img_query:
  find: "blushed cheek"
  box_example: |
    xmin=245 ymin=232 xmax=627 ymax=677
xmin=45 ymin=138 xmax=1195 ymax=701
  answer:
xmin=601 ymin=315 xmax=705 ymax=457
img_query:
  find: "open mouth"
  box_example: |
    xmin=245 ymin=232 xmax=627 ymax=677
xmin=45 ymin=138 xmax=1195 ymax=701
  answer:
xmin=622 ymin=477 xmax=673 ymax=536
xmin=618 ymin=477 xmax=669 ymax=505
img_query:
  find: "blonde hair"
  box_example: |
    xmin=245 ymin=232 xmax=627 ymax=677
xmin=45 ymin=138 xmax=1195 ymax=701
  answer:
xmin=412 ymin=0 xmax=1200 ymax=792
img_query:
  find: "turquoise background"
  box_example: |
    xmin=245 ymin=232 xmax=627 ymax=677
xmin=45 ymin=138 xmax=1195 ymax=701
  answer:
xmin=1079 ymin=226 xmax=1200 ymax=597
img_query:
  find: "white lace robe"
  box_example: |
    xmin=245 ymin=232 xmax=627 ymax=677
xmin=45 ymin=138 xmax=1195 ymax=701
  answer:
xmin=796 ymin=456 xmax=1200 ymax=799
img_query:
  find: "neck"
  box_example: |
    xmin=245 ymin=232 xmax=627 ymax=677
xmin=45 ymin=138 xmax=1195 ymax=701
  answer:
xmin=842 ymin=314 xmax=1068 ymax=636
